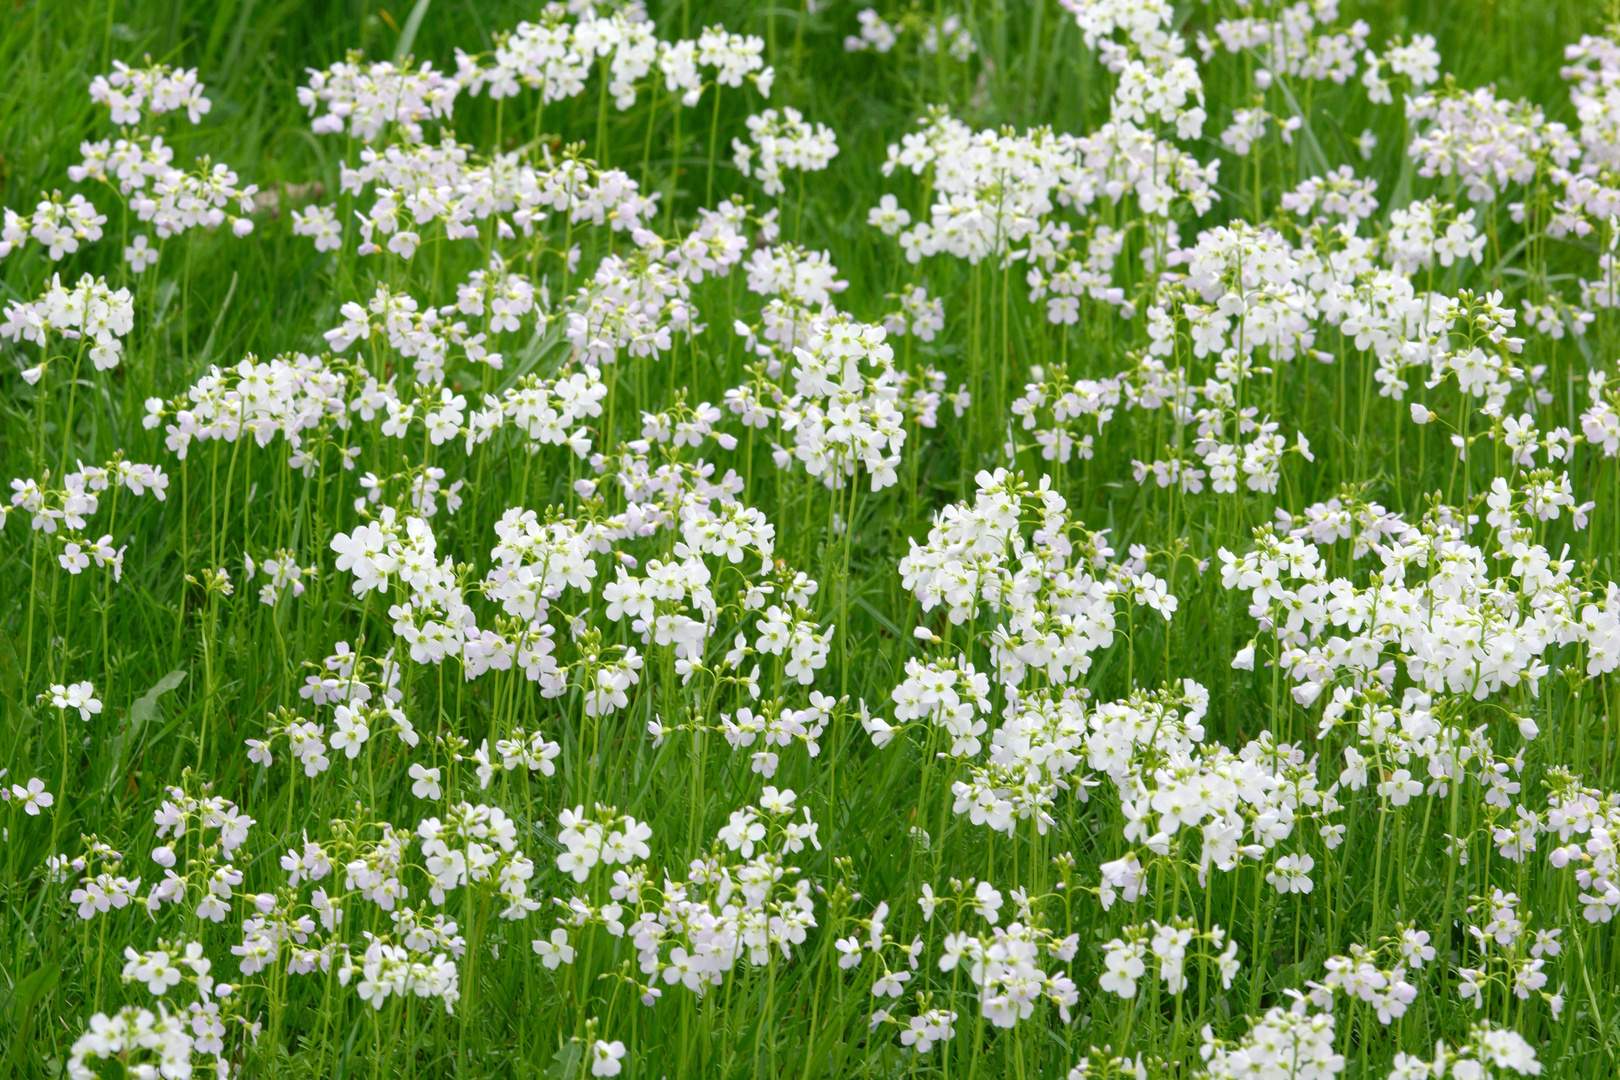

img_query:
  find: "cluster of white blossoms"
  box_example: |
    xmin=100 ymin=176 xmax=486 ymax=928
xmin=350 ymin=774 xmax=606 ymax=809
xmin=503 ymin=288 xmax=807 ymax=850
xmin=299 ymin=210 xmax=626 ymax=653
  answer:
xmin=0 ymin=59 xmax=251 ymax=284
xmin=897 ymin=470 xmax=1129 ymax=661
xmin=733 ymin=107 xmax=840 ymax=196
xmin=532 ymin=788 xmax=820 ymax=1005
xmin=6 ymin=456 xmax=167 ymax=581
xmin=1363 ymin=33 xmax=1444 ymax=100
xmin=1387 ymin=1022 xmax=1542 ymax=1079
xmin=416 ymin=801 xmax=538 ymax=915
xmin=23 ymin=0 xmax=1620 ymax=1072
xmin=315 ymin=432 xmax=837 ymax=713
xmin=40 ymin=680 xmax=103 ymax=721
xmin=554 ymin=805 xmax=652 ymax=882
xmin=839 ymin=875 xmax=1080 ymax=1033
xmin=75 ymin=140 xmax=259 ymax=242
xmin=664 ymin=25 xmax=775 ymax=105
xmin=772 ymin=311 xmax=908 ymax=490
xmin=1543 ymin=771 xmax=1620 ymax=923
xmin=339 ymin=934 xmax=463 ymax=1012
xmin=1407 ymin=84 xmax=1577 ymax=205
xmin=298 ymin=54 xmax=461 ymax=142
xmin=1205 ymin=0 xmax=1370 ymax=86
xmin=874 ymin=105 xmax=1214 ymax=271
xmin=1216 ymin=490 xmax=1605 ymax=707
xmin=323 ymin=281 xmax=504 ymax=384
xmin=2 ymin=274 xmax=135 ymax=381
xmin=1097 ymin=919 xmax=1239 ymax=1000
xmin=140 ymin=335 xmax=612 ymax=494
xmin=1281 ymin=166 xmax=1381 ymax=223
xmin=721 ymin=240 xmax=959 ymax=493
xmin=885 ymin=473 xmax=1338 ymax=854
xmin=844 ymin=8 xmax=977 ymax=61
xmin=457 ymin=5 xmax=656 ymax=109
xmin=89 ymin=57 xmax=211 ymax=126
xmin=67 ymin=938 xmax=249 ymax=1080
xmin=1300 ymin=926 xmax=1435 ymax=1024
xmin=75 ymin=72 xmax=259 ymax=251
xmin=0 ymin=191 xmax=106 ymax=262
xmin=456 ymin=8 xmax=773 ymax=111
xmin=882 ymin=655 xmax=994 ymax=756
xmin=242 ymin=547 xmax=317 ymax=606
xmin=1195 ymin=1003 xmax=1345 ymax=1080
xmin=565 ymin=236 xmax=699 ymax=366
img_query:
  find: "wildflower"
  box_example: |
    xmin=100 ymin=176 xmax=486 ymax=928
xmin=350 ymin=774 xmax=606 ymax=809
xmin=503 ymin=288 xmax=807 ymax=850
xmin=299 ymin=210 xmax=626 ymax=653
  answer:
xmin=409 ymin=763 xmax=443 ymax=800
xmin=533 ymin=929 xmax=576 ymax=969
xmin=590 ymin=1040 xmax=627 ymax=1077
xmin=124 ymin=234 xmax=159 ymax=273
xmin=44 ymin=681 xmax=103 ymax=721
xmin=9 ymin=778 xmax=54 ymax=815
xmin=1267 ymin=854 xmax=1316 ymax=894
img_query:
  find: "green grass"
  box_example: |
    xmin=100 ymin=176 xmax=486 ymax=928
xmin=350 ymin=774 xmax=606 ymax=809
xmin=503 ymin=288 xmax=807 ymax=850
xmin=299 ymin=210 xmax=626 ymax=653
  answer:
xmin=2 ymin=0 xmax=1620 ymax=1077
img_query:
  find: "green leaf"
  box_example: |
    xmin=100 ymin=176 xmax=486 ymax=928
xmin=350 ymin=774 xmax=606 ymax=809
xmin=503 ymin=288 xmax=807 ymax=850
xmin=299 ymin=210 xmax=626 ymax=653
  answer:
xmin=855 ymin=594 xmax=904 ymax=641
xmin=543 ymin=1041 xmax=582 ymax=1080
xmin=392 ymin=0 xmax=433 ymax=63
xmin=104 ymin=670 xmax=186 ymax=797
xmin=129 ymin=669 xmax=188 ymax=728
xmin=11 ymin=964 xmax=59 ymax=1016
xmin=1270 ymin=77 xmax=1329 ymax=179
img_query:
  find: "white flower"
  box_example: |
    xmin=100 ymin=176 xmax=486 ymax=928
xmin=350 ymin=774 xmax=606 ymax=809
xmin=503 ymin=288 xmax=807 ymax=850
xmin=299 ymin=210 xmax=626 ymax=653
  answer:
xmin=10 ymin=778 xmax=54 ymax=815
xmin=122 ymin=947 xmax=182 ymax=995
xmin=409 ymin=763 xmax=442 ymax=800
xmin=973 ymin=881 xmax=1003 ymax=924
xmin=867 ymin=194 xmax=911 ymax=236
xmin=590 ymin=1039 xmax=627 ymax=1077
xmin=1267 ymin=854 xmax=1316 ymax=894
xmin=1099 ymin=937 xmax=1146 ymax=999
xmin=533 ymin=929 xmax=575 ymax=969
xmin=58 ymin=544 xmax=90 ymax=573
xmin=45 ymin=681 xmax=102 ymax=720
xmin=124 ymin=234 xmax=159 ymax=273
xmin=871 ymin=969 xmax=910 ymax=997
xmin=329 ymin=705 xmax=370 ymax=758
xmin=918 ymin=883 xmax=937 ymax=922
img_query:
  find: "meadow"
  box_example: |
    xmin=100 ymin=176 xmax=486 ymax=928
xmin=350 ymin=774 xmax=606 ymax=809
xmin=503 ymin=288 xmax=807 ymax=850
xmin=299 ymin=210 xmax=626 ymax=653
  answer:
xmin=0 ymin=0 xmax=1616 ymax=1076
